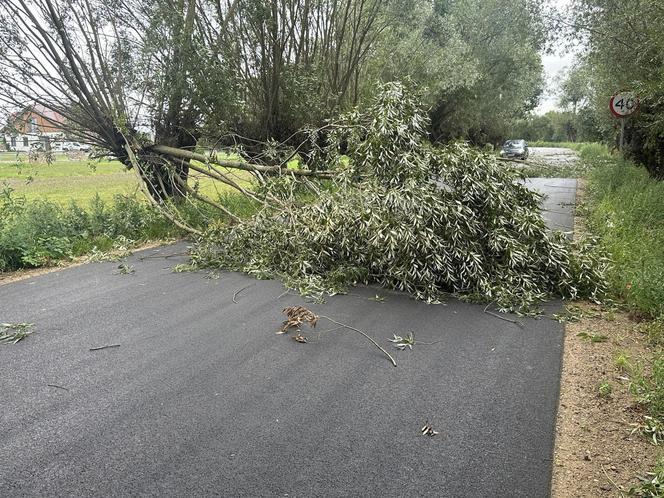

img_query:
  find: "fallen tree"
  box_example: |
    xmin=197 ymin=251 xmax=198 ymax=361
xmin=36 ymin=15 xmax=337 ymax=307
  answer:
xmin=0 ymin=1 xmax=607 ymax=310
xmin=189 ymin=83 xmax=608 ymax=311
xmin=0 ymin=0 xmax=330 ymax=227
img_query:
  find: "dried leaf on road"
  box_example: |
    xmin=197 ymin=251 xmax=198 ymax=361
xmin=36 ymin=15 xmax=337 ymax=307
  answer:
xmin=280 ymin=306 xmax=318 ymax=333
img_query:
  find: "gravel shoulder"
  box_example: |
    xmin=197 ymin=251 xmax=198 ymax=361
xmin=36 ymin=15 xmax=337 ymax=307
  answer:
xmin=551 ymin=180 xmax=659 ymax=497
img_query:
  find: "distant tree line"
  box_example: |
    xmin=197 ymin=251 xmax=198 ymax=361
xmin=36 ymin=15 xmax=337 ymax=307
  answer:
xmin=507 ymin=108 xmax=605 ymax=144
xmin=0 ymin=0 xmax=546 ymax=153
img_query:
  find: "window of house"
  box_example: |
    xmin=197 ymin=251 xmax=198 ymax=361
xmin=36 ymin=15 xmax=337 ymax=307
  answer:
xmin=30 ymin=117 xmax=38 ymax=134
xmin=23 ymin=137 xmax=29 ymax=147
xmin=10 ymin=136 xmax=16 ymax=147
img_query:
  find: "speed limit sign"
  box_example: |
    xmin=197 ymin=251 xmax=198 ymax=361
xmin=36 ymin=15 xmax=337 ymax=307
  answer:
xmin=610 ymin=92 xmax=639 ymax=118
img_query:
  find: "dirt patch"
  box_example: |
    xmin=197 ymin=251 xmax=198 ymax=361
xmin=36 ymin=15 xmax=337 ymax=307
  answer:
xmin=0 ymin=264 xmax=83 ymax=286
xmin=551 ymin=180 xmax=659 ymax=496
xmin=551 ymin=302 xmax=658 ymax=496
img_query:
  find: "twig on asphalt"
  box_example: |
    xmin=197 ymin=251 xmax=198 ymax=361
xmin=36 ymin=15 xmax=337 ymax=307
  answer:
xmin=233 ymin=283 xmax=255 ymax=303
xmin=276 ymin=289 xmax=293 ymax=300
xmin=319 ymin=315 xmax=397 ymax=367
xmin=414 ymin=340 xmax=443 ymax=346
xmin=600 ymin=464 xmax=626 ymax=497
xmin=89 ymin=344 xmax=121 ymax=351
xmin=314 ymin=325 xmax=345 ymax=342
xmin=483 ymin=303 xmax=524 ymax=328
xmin=47 ymin=384 xmax=69 ymax=391
xmin=138 ymin=252 xmax=189 ymax=261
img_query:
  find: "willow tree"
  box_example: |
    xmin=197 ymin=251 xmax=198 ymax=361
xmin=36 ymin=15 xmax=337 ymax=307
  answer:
xmin=191 ymin=82 xmax=608 ymax=311
xmin=0 ymin=0 xmax=608 ymax=309
xmin=0 ymin=0 xmax=333 ymax=231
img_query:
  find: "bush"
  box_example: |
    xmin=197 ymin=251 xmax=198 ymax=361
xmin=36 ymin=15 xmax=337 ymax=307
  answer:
xmin=0 ymin=186 xmax=177 ymax=272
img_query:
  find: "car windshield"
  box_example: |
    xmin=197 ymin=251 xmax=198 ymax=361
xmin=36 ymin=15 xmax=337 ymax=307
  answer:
xmin=504 ymin=140 xmax=524 ymax=147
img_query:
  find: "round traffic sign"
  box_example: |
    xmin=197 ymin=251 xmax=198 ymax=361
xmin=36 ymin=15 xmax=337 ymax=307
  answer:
xmin=610 ymin=92 xmax=639 ymax=118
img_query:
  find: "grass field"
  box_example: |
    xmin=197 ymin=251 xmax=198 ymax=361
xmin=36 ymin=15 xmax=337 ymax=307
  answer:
xmin=0 ymin=152 xmax=135 ymax=204
xmin=0 ymin=152 xmax=251 ymax=205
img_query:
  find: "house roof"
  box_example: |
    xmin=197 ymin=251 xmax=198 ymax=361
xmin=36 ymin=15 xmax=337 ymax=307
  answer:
xmin=4 ymin=104 xmax=66 ymax=134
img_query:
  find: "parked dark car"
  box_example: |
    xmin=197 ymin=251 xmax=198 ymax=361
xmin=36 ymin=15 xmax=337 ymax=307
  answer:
xmin=500 ymin=139 xmax=529 ymax=160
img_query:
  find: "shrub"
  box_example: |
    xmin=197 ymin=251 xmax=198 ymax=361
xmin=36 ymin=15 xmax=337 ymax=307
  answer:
xmin=0 ymin=188 xmax=178 ymax=272
xmin=587 ymin=160 xmax=664 ymax=318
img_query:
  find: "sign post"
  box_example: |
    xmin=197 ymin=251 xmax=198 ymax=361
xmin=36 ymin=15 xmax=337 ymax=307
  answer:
xmin=609 ymin=91 xmax=639 ymax=151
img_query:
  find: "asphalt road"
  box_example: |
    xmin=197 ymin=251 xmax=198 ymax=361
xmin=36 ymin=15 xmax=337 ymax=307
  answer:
xmin=528 ymin=147 xmax=579 ymax=165
xmin=525 ymin=178 xmax=577 ymax=234
xmin=0 ymin=179 xmax=576 ymax=498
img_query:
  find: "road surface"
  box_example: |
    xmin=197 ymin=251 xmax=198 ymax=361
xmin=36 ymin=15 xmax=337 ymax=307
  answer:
xmin=0 ymin=180 xmax=576 ymax=497
xmin=528 ymin=147 xmax=579 ymax=166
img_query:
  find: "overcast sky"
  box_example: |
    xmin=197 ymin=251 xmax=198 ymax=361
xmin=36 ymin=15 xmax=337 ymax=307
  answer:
xmin=535 ymin=0 xmax=580 ymax=114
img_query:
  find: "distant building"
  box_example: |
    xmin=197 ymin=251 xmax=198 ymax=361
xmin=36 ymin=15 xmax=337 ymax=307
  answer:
xmin=2 ymin=105 xmax=66 ymax=152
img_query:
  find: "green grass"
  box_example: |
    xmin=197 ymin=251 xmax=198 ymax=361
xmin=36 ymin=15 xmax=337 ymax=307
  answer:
xmin=629 ymin=456 xmax=664 ymax=496
xmin=0 ymin=154 xmax=136 ymax=204
xmin=0 ymin=153 xmax=253 ymax=205
xmin=585 ymin=153 xmax=664 ymax=480
xmin=0 ymin=151 xmax=260 ymax=272
xmin=587 ymin=159 xmax=664 ymax=318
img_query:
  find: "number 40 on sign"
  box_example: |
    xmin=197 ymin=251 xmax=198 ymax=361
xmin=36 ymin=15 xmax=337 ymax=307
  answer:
xmin=610 ymin=91 xmax=639 ymax=118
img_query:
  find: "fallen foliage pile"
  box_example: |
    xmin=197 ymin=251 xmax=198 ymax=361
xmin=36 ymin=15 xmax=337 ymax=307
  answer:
xmin=191 ymin=83 xmax=607 ymax=311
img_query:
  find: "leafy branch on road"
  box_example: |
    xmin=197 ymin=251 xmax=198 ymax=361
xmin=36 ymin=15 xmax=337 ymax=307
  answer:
xmin=278 ymin=306 xmax=397 ymax=367
xmin=0 ymin=322 xmax=34 ymax=344
xmin=192 ymin=83 xmax=608 ymax=313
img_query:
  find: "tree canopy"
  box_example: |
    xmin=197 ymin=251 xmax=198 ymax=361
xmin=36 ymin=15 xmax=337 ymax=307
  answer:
xmin=0 ymin=0 xmax=610 ymax=308
xmin=551 ymin=0 xmax=664 ymax=176
xmin=0 ymin=0 xmax=547 ymax=154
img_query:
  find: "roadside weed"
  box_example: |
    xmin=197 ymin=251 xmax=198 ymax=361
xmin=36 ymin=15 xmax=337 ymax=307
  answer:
xmin=631 ymin=416 xmax=664 ymax=446
xmin=615 ymin=351 xmax=632 ymax=372
xmin=598 ymin=381 xmax=613 ymax=398
xmin=629 ymin=355 xmax=664 ymax=444
xmin=641 ymin=318 xmax=664 ymax=348
xmin=588 ymin=161 xmax=664 ymax=318
xmin=0 ymin=189 xmax=177 ymax=272
xmin=577 ymin=331 xmax=609 ymax=343
xmin=628 ymin=457 xmax=664 ymax=497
